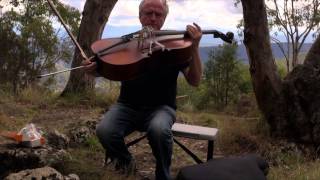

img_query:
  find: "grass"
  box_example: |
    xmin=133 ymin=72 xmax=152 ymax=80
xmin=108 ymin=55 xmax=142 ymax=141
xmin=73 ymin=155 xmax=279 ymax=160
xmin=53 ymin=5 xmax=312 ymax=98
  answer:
xmin=57 ymin=147 xmax=106 ymax=180
xmin=84 ymin=136 xmax=104 ymax=152
xmin=269 ymin=159 xmax=320 ymax=180
xmin=55 ymin=84 xmax=119 ymax=108
xmin=16 ymin=86 xmax=58 ymax=105
xmin=0 ymin=99 xmax=39 ymax=131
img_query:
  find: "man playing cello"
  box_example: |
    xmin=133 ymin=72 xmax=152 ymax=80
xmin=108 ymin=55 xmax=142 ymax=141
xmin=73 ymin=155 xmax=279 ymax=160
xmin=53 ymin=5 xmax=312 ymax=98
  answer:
xmin=83 ymin=0 xmax=202 ymax=179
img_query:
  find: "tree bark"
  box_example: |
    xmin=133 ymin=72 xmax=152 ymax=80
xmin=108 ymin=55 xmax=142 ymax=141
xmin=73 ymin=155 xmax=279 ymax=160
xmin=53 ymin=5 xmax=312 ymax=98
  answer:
xmin=241 ymin=0 xmax=287 ymax=135
xmin=62 ymin=0 xmax=118 ymax=96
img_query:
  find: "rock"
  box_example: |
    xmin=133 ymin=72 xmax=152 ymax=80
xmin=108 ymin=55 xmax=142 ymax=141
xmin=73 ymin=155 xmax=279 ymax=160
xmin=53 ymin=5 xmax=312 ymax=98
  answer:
xmin=0 ymin=143 xmax=68 ymax=179
xmin=65 ymin=173 xmax=80 ymax=180
xmin=4 ymin=166 xmax=64 ymax=180
xmin=69 ymin=120 xmax=98 ymax=145
xmin=4 ymin=166 xmax=79 ymax=180
xmin=46 ymin=130 xmax=70 ymax=149
xmin=69 ymin=126 xmax=92 ymax=144
xmin=283 ymin=65 xmax=320 ymax=145
xmin=85 ymin=120 xmax=98 ymax=133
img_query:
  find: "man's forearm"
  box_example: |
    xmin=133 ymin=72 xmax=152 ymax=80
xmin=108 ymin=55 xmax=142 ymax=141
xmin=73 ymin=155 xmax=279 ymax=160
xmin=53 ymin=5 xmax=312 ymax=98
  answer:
xmin=184 ymin=47 xmax=202 ymax=86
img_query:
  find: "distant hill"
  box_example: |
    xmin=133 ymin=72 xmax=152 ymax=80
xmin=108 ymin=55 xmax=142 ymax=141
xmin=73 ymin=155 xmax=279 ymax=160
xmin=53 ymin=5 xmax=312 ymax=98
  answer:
xmin=199 ymin=43 xmax=313 ymax=63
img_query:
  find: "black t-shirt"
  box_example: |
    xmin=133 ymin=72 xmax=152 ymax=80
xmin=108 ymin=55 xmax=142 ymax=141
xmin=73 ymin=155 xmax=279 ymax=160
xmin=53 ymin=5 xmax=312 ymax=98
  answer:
xmin=117 ymin=63 xmax=182 ymax=109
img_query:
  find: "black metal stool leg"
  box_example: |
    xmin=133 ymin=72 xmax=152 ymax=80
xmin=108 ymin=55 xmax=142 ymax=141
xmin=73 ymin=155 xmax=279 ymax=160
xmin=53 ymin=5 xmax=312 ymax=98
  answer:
xmin=126 ymin=134 xmax=147 ymax=147
xmin=207 ymin=140 xmax=214 ymax=161
xmin=173 ymin=138 xmax=203 ymax=164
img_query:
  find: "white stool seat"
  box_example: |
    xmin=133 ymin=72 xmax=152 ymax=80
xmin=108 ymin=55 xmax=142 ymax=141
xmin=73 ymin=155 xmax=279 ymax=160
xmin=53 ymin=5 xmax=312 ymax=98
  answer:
xmin=172 ymin=123 xmax=218 ymax=141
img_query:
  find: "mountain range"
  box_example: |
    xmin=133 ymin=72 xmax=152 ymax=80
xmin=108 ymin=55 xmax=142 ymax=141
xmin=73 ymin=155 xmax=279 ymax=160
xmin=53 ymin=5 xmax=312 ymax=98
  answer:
xmin=199 ymin=43 xmax=313 ymax=63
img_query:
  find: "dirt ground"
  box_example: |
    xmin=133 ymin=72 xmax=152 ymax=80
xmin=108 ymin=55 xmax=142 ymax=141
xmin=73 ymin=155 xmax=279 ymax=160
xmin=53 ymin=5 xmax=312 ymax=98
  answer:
xmin=0 ymin=101 xmax=212 ymax=180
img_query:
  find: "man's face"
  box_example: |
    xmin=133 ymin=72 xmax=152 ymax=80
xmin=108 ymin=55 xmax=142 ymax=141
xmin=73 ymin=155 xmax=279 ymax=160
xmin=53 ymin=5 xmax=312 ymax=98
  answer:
xmin=139 ymin=0 xmax=166 ymax=30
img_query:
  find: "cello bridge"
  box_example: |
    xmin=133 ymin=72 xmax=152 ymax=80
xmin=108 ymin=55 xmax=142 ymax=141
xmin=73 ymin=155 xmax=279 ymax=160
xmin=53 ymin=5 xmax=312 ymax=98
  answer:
xmin=137 ymin=26 xmax=166 ymax=55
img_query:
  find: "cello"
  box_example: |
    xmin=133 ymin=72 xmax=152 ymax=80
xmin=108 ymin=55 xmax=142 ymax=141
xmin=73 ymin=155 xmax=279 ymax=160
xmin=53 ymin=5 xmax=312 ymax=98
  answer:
xmin=90 ymin=27 xmax=234 ymax=81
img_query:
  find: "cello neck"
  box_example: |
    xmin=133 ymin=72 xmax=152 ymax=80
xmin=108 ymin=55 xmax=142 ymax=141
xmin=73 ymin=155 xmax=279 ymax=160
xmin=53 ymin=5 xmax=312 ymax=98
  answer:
xmin=154 ymin=30 xmax=217 ymax=35
xmin=153 ymin=30 xmax=234 ymax=44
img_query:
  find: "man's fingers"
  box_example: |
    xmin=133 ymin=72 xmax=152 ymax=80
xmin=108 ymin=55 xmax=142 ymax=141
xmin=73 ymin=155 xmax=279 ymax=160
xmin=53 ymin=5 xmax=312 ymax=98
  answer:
xmin=81 ymin=60 xmax=92 ymax=66
xmin=187 ymin=24 xmax=202 ymax=36
xmin=83 ymin=62 xmax=97 ymax=73
xmin=85 ymin=62 xmax=96 ymax=68
xmin=193 ymin=22 xmax=201 ymax=32
xmin=186 ymin=25 xmax=196 ymax=36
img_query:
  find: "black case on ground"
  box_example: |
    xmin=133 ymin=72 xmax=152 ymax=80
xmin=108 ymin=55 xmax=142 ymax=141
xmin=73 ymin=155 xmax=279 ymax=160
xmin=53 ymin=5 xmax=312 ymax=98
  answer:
xmin=176 ymin=154 xmax=269 ymax=180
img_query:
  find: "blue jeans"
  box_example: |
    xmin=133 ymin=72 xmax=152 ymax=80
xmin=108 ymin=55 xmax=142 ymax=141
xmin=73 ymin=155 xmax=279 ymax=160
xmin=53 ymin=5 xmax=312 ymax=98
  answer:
xmin=96 ymin=103 xmax=176 ymax=180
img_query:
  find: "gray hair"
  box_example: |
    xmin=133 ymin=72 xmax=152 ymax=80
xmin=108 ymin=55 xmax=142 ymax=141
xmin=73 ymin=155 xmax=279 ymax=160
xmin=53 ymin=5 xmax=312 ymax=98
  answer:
xmin=139 ymin=0 xmax=169 ymax=17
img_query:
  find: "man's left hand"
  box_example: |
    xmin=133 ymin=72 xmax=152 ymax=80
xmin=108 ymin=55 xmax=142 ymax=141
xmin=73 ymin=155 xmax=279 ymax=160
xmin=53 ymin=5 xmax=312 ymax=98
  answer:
xmin=186 ymin=23 xmax=202 ymax=48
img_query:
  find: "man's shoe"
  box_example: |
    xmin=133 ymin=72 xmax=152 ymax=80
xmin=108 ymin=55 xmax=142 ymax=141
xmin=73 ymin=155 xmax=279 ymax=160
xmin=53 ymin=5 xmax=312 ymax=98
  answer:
xmin=123 ymin=158 xmax=137 ymax=176
xmin=104 ymin=157 xmax=137 ymax=176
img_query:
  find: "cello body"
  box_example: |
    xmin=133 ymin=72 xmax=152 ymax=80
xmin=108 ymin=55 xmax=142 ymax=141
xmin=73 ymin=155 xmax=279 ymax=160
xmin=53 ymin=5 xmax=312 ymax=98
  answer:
xmin=91 ymin=35 xmax=193 ymax=81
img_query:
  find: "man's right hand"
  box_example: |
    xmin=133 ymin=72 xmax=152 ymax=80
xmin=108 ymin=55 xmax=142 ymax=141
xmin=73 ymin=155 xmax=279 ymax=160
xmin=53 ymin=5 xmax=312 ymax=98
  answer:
xmin=82 ymin=59 xmax=97 ymax=75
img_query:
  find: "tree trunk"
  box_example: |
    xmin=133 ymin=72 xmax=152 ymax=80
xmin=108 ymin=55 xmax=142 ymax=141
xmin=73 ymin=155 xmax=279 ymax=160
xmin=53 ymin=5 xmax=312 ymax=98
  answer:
xmin=241 ymin=0 xmax=320 ymax=147
xmin=62 ymin=0 xmax=118 ymax=96
xmin=241 ymin=0 xmax=287 ymax=134
xmin=292 ymin=43 xmax=299 ymax=67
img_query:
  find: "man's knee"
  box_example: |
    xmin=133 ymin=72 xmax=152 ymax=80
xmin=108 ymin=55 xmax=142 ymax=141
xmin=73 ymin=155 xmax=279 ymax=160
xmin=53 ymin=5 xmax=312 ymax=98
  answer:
xmin=147 ymin=122 xmax=172 ymax=142
xmin=96 ymin=121 xmax=119 ymax=143
xmin=96 ymin=122 xmax=104 ymax=138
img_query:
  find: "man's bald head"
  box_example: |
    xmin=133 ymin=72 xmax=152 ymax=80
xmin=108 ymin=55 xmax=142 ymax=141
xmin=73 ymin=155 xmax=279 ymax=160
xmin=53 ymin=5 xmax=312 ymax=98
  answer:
xmin=139 ymin=0 xmax=169 ymax=18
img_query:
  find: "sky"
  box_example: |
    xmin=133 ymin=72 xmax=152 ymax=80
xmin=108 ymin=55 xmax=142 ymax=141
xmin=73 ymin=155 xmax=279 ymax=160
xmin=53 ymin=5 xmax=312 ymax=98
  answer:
xmin=1 ymin=0 xmax=314 ymax=46
xmin=59 ymin=0 xmax=244 ymax=46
